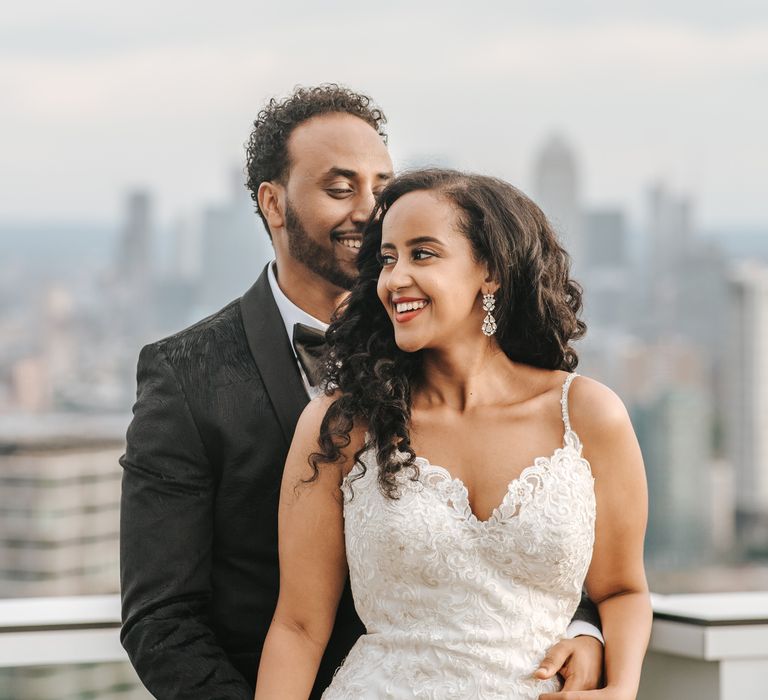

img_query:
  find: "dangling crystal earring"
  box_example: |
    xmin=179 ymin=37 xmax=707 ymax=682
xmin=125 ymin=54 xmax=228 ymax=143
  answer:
xmin=482 ymin=293 xmax=497 ymax=336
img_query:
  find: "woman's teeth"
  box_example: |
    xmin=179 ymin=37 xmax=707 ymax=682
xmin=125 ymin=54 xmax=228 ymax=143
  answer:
xmin=395 ymin=301 xmax=428 ymax=313
xmin=338 ymin=238 xmax=361 ymax=249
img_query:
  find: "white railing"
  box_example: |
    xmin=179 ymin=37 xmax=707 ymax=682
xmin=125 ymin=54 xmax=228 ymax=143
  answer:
xmin=0 ymin=595 xmax=124 ymax=668
xmin=639 ymin=592 xmax=768 ymax=700
xmin=1 ymin=592 xmax=767 ymax=698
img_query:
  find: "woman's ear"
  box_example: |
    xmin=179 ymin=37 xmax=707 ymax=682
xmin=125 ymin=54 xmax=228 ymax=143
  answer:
xmin=258 ymin=181 xmax=285 ymax=232
xmin=483 ymin=267 xmax=500 ymax=296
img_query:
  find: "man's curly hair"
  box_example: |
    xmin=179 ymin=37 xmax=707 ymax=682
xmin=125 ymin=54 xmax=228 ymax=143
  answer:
xmin=308 ymin=169 xmax=586 ymax=499
xmin=245 ymin=83 xmax=388 ymax=235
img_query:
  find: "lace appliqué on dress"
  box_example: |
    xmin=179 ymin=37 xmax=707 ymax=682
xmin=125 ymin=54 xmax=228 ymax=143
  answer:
xmin=325 ymin=373 xmax=596 ymax=700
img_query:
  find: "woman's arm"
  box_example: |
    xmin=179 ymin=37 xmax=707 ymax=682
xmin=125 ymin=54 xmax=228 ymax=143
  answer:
xmin=545 ymin=378 xmax=652 ymax=700
xmin=254 ymin=397 xmax=354 ymax=700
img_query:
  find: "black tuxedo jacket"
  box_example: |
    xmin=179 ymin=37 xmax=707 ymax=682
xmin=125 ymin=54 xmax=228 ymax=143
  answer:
xmin=120 ymin=266 xmax=361 ymax=698
xmin=120 ymin=264 xmax=599 ymax=699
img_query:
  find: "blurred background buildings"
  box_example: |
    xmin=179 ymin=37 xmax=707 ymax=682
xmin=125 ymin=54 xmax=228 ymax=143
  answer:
xmin=2 ymin=137 xmax=768 ymax=696
xmin=2 ymin=3 xmax=767 ymax=696
xmin=4 ymin=138 xmax=768 ymax=578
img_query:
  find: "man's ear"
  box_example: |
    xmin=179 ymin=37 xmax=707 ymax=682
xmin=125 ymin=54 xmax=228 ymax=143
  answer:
xmin=258 ymin=181 xmax=285 ymax=232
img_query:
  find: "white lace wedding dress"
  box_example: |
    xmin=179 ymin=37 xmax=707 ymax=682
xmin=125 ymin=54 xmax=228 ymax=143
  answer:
xmin=322 ymin=373 xmax=596 ymax=700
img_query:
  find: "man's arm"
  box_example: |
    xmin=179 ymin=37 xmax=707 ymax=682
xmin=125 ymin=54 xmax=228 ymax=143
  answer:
xmin=120 ymin=343 xmax=252 ymax=699
xmin=570 ymin=591 xmax=601 ymax=635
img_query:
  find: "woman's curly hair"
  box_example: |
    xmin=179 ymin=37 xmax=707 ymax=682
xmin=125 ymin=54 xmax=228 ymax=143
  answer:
xmin=245 ymin=83 xmax=387 ymax=236
xmin=310 ymin=168 xmax=586 ymax=498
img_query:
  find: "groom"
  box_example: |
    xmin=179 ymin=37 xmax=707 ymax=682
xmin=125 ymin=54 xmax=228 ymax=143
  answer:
xmin=120 ymin=84 xmax=604 ymax=699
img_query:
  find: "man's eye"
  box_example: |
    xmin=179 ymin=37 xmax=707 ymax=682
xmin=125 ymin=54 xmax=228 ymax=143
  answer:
xmin=327 ymin=188 xmax=353 ymax=196
xmin=412 ymin=248 xmax=435 ymax=261
xmin=377 ymin=252 xmax=396 ymax=266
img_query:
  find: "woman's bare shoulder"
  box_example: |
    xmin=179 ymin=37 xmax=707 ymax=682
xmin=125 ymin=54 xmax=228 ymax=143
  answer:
xmin=293 ymin=392 xmax=368 ymax=469
xmin=567 ymin=374 xmax=632 ymax=440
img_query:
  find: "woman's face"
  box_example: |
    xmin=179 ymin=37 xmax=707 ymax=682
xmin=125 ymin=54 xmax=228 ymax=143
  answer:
xmin=376 ymin=189 xmax=493 ymax=353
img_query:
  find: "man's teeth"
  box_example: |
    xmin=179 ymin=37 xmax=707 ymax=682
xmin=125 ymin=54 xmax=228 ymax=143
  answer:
xmin=338 ymin=238 xmax=361 ymax=249
xmin=395 ymin=301 xmax=429 ymax=313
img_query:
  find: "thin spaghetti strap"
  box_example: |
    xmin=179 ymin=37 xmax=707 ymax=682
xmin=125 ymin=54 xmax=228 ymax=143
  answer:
xmin=560 ymin=372 xmax=579 ymax=435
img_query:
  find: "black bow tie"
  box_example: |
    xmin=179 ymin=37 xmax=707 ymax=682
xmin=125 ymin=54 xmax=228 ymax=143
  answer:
xmin=292 ymin=323 xmax=327 ymax=387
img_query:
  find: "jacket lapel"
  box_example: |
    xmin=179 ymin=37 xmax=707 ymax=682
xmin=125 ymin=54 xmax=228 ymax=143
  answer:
xmin=240 ymin=265 xmax=309 ymax=446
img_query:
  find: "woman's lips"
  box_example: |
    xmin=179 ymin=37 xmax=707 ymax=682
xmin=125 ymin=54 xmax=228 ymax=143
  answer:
xmin=392 ymin=298 xmax=429 ymax=323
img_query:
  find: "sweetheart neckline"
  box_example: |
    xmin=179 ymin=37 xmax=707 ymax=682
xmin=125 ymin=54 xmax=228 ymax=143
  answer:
xmin=345 ymin=429 xmax=591 ymax=527
xmin=410 ymin=430 xmax=588 ymax=526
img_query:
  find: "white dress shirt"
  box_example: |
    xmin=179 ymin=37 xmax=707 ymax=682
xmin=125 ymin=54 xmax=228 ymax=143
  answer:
xmin=267 ymin=261 xmax=328 ymax=398
xmin=266 ymin=260 xmax=603 ymax=644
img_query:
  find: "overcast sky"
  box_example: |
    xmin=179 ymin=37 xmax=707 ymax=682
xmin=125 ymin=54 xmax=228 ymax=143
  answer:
xmin=2 ymin=1 xmax=767 ymax=230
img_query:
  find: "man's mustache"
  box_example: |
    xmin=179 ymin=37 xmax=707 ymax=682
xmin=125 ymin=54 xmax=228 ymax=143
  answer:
xmin=332 ymin=224 xmax=366 ymax=238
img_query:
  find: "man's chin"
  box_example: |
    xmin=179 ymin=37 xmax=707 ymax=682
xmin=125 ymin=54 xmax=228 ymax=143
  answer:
xmin=329 ymin=259 xmax=358 ymax=290
xmin=314 ymin=263 xmax=356 ymax=292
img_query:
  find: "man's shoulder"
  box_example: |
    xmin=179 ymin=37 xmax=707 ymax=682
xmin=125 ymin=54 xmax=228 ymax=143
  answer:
xmin=143 ymin=298 xmax=250 ymax=374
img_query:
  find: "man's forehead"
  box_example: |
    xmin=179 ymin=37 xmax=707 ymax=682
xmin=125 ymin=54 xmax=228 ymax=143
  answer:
xmin=286 ymin=114 xmax=391 ymax=177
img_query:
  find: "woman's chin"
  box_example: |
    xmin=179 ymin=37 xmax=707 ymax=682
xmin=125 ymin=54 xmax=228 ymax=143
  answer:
xmin=394 ymin=335 xmax=425 ymax=353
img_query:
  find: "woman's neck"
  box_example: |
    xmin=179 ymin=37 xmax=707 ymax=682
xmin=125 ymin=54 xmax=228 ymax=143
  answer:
xmin=416 ymin=342 xmax=520 ymax=412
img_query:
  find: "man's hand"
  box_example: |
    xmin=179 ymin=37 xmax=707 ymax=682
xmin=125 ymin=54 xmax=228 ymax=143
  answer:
xmin=535 ymin=635 xmax=603 ymax=698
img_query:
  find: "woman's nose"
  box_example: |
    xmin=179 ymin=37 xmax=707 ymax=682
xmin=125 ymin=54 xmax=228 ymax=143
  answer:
xmin=385 ymin=258 xmax=412 ymax=292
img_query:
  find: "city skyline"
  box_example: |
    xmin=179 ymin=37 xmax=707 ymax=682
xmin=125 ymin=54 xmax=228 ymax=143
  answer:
xmin=2 ymin=2 xmax=768 ymax=229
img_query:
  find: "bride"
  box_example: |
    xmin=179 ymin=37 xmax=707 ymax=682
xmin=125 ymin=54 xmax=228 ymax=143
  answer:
xmin=255 ymin=169 xmax=651 ymax=699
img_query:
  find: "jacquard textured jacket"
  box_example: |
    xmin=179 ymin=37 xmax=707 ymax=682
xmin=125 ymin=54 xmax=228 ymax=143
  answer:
xmin=120 ymin=266 xmax=361 ymax=699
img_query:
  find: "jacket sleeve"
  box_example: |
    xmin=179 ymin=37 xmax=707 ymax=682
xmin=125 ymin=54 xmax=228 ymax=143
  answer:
xmin=120 ymin=343 xmax=252 ymax=699
xmin=570 ymin=590 xmax=602 ymax=630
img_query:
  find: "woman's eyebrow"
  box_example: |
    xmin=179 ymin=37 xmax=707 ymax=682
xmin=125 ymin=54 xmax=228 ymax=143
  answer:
xmin=380 ymin=236 xmax=443 ymax=250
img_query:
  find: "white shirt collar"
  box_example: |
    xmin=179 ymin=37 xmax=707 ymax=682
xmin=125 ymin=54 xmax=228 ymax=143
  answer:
xmin=267 ymin=261 xmax=328 ymax=398
xmin=267 ymin=260 xmax=329 ymax=339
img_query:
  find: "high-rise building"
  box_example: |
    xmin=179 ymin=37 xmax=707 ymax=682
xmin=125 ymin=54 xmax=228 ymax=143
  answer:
xmin=581 ymin=208 xmax=631 ymax=330
xmin=200 ymin=169 xmax=272 ymax=313
xmin=113 ymin=190 xmax=156 ymax=342
xmin=116 ymin=191 xmax=153 ymax=288
xmin=532 ymin=135 xmax=583 ymax=268
xmin=0 ymin=415 xmax=148 ymax=698
xmin=0 ymin=415 xmax=125 ymax=598
xmin=727 ymin=262 xmax=768 ymax=555
xmin=584 ymin=208 xmax=627 ymax=270
xmin=611 ymin=339 xmax=721 ymax=566
xmin=644 ymin=183 xmax=694 ymax=338
xmin=640 ymin=384 xmax=715 ymax=566
xmin=648 ymin=183 xmax=692 ymax=275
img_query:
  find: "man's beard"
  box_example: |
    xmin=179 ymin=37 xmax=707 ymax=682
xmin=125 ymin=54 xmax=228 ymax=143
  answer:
xmin=284 ymin=200 xmax=357 ymax=291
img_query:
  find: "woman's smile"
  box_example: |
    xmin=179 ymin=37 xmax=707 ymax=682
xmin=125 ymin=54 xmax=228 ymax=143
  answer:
xmin=392 ymin=297 xmax=430 ymax=323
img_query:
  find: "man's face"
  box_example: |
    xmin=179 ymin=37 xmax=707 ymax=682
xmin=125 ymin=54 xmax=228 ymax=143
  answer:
xmin=279 ymin=113 xmax=393 ymax=290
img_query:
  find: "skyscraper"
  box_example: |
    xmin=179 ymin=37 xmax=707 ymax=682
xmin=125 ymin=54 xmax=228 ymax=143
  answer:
xmin=644 ymin=183 xmax=693 ymax=338
xmin=727 ymin=262 xmax=768 ymax=555
xmin=116 ymin=191 xmax=153 ymax=288
xmin=648 ymin=183 xmax=692 ymax=275
xmin=200 ymin=169 xmax=272 ymax=313
xmin=584 ymin=208 xmax=627 ymax=270
xmin=581 ymin=208 xmax=631 ymax=330
xmin=532 ymin=135 xmax=583 ymax=267
xmin=0 ymin=415 xmax=149 ymax=698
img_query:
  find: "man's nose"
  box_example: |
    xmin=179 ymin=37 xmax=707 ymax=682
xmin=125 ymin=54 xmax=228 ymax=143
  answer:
xmin=350 ymin=188 xmax=377 ymax=225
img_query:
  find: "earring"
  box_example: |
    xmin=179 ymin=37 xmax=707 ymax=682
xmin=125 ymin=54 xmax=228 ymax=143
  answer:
xmin=482 ymin=293 xmax=497 ymax=336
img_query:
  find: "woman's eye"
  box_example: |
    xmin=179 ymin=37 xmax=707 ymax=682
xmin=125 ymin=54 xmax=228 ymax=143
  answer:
xmin=412 ymin=248 xmax=435 ymax=261
xmin=377 ymin=252 xmax=396 ymax=266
